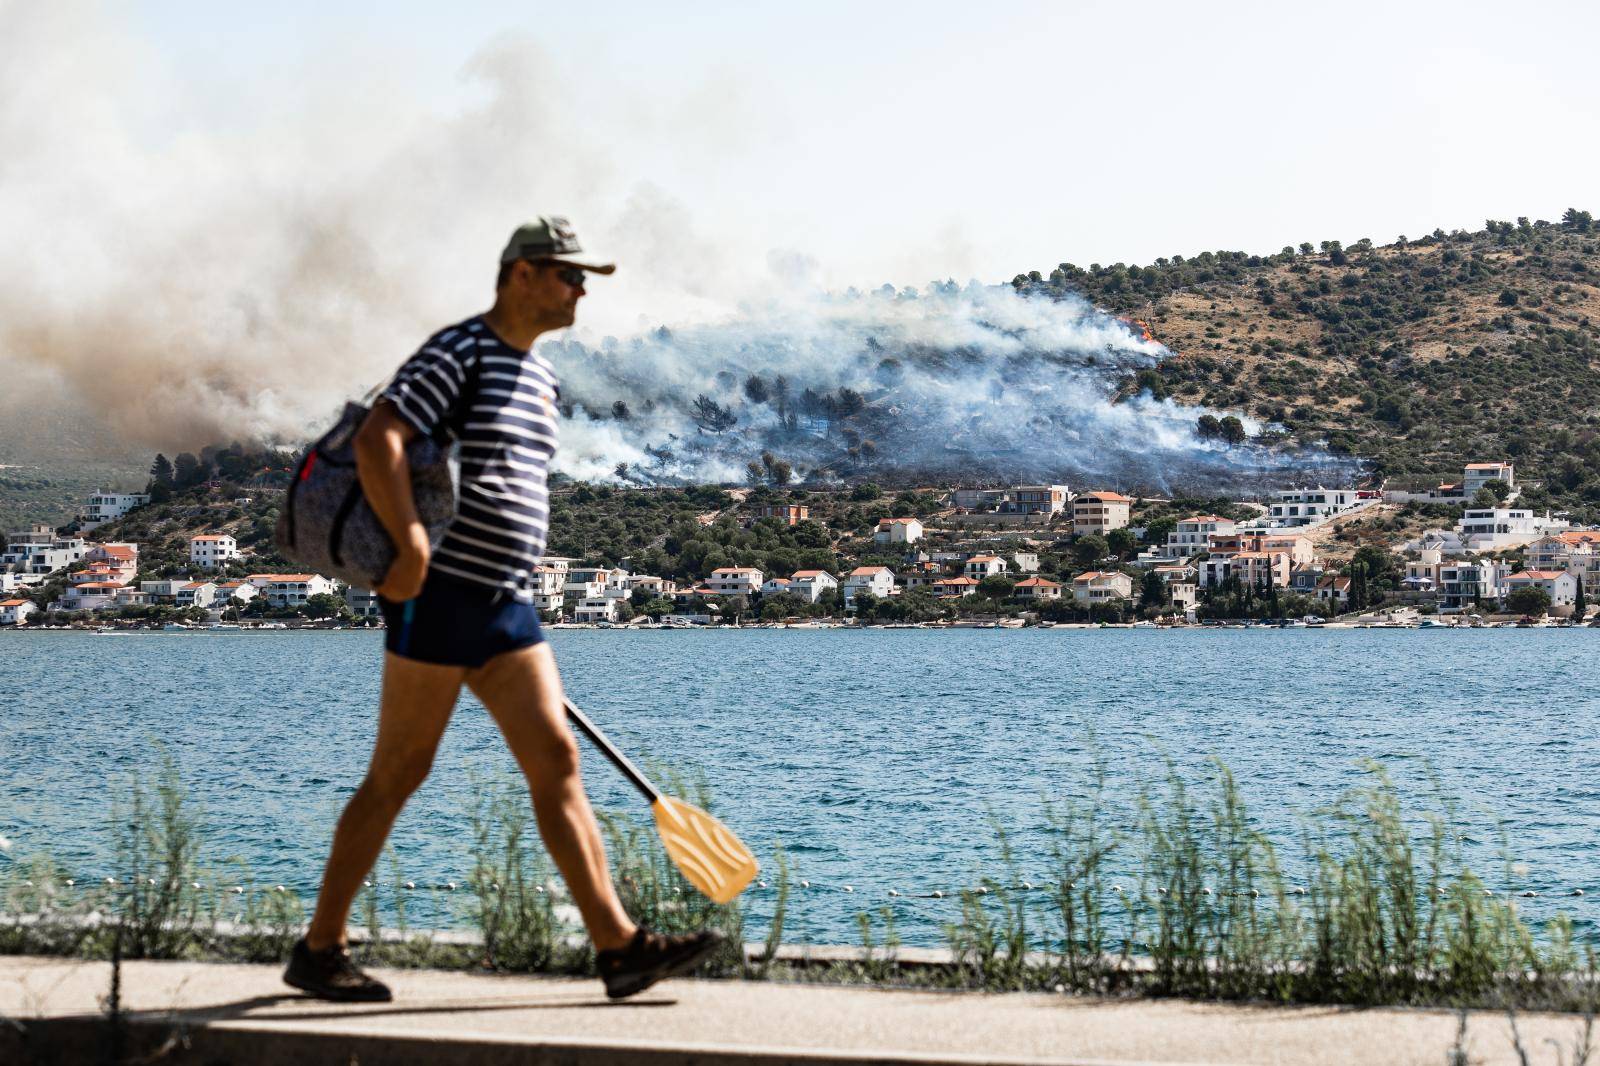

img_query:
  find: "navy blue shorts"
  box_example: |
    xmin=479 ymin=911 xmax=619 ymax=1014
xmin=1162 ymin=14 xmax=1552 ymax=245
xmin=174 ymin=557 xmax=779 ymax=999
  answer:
xmin=379 ymin=570 xmax=545 ymax=668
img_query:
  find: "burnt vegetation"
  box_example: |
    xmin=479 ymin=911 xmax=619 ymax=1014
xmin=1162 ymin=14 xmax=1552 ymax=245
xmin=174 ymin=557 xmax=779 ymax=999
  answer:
xmin=1017 ymin=209 xmax=1600 ymax=522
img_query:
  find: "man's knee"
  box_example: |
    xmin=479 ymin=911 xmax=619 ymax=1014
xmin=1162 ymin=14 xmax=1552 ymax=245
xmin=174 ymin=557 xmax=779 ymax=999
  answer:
xmin=523 ymin=732 xmax=581 ymax=787
xmin=360 ymin=752 xmax=436 ymax=809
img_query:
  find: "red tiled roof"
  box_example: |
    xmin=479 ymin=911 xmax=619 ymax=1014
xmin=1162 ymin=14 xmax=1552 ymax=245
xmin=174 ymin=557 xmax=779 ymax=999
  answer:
xmin=791 ymin=570 xmax=832 ymax=579
xmin=1014 ymin=577 xmax=1060 ymax=588
xmin=1077 ymin=491 xmax=1132 ymax=503
xmin=1511 ymin=570 xmax=1568 ymax=581
xmin=1073 ymin=571 xmax=1125 ymax=583
xmin=0 ymin=599 xmax=30 ymax=607
xmin=849 ymin=566 xmax=892 ymax=576
xmin=710 ymin=567 xmax=760 ymax=575
xmin=966 ymin=555 xmax=1001 ymax=563
xmin=1465 ymin=462 xmax=1509 ymax=470
xmin=190 ymin=534 xmax=232 ymax=541
xmin=1179 ymin=515 xmax=1228 ymax=524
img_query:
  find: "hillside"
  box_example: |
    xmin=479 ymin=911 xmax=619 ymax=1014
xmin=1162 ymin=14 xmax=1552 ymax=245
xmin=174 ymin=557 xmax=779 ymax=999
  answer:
xmin=1018 ymin=210 xmax=1600 ymax=521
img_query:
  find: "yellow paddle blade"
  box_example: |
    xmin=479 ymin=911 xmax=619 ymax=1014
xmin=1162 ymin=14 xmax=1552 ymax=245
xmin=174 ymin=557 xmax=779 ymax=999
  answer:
xmin=650 ymin=795 xmax=759 ymax=904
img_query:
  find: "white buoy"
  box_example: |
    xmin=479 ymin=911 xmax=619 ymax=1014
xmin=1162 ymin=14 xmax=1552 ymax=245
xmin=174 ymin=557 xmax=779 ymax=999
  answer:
xmin=404 ymin=881 xmax=416 ymax=890
xmin=932 ymin=890 xmax=944 ymax=898
xmin=491 ymin=883 xmax=500 ymax=892
xmin=800 ymin=880 xmax=810 ymax=889
xmin=65 ymin=879 xmax=75 ymax=887
xmin=445 ymin=882 xmax=457 ymax=891
xmin=1520 ymin=890 xmax=1537 ymax=898
xmin=275 ymin=885 xmax=286 ymax=893
xmin=1250 ymin=888 xmax=1260 ymax=898
xmin=842 ymin=884 xmax=854 ymax=893
xmin=757 ymin=880 xmax=768 ymax=889
xmin=191 ymin=882 xmax=202 ymax=890
xmin=1111 ymin=885 xmax=1123 ymax=894
xmin=1573 ymin=889 xmax=1585 ymax=897
xmin=888 ymin=889 xmax=900 ymax=897
xmin=1201 ymin=887 xmax=1213 ymax=896
xmin=1292 ymin=887 xmax=1308 ymax=896
xmin=1156 ymin=887 xmax=1168 ymax=895
xmin=535 ymin=885 xmax=545 ymax=893
xmin=1483 ymin=888 xmax=1495 ymax=897
xmin=1023 ymin=881 xmax=1034 ymax=890
xmin=147 ymin=878 xmax=157 ymax=886
xmin=977 ymin=886 xmax=989 ymax=895
xmin=363 ymin=880 xmax=373 ymax=888
xmin=232 ymin=886 xmax=244 ymax=894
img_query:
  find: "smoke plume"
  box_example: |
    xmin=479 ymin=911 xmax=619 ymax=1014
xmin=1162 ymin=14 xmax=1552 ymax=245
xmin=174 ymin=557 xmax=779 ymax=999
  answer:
xmin=0 ymin=4 xmax=1351 ymax=493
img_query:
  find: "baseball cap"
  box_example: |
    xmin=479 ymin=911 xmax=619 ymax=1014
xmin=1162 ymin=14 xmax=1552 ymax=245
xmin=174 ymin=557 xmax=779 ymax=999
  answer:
xmin=499 ymin=216 xmax=616 ymax=274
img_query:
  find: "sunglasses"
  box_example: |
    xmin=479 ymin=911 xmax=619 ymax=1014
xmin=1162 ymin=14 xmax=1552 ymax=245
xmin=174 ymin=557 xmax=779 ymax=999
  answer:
xmin=547 ymin=264 xmax=587 ymax=288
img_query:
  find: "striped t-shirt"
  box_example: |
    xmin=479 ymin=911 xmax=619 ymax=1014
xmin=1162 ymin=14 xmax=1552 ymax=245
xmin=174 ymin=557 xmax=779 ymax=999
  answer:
xmin=380 ymin=316 xmax=559 ymax=601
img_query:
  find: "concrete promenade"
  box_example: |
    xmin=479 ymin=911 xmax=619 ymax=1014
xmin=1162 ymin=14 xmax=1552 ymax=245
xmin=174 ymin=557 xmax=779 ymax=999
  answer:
xmin=1 ymin=956 xmax=1593 ymax=1065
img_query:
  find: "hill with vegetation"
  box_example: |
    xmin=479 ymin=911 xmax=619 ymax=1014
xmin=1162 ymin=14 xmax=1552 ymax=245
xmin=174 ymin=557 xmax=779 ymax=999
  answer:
xmin=1016 ymin=209 xmax=1600 ymax=522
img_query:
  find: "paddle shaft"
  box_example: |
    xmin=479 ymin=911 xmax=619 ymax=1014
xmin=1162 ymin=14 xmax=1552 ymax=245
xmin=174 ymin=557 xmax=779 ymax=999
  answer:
xmin=563 ymin=698 xmax=662 ymax=804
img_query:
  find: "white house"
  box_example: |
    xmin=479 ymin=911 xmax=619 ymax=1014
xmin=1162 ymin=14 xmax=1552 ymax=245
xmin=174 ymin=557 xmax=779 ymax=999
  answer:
xmin=624 ymin=574 xmax=676 ymax=599
xmin=1071 ymin=491 xmax=1132 ymax=535
xmin=1011 ymin=576 xmax=1062 ymax=601
xmin=1455 ymin=508 xmax=1568 ymax=551
xmin=1264 ymin=488 xmax=1361 ymax=528
xmin=189 ymin=534 xmax=239 ymax=569
xmin=963 ymin=555 xmax=1006 ymax=580
xmin=343 ymin=587 xmax=381 ymax=617
xmin=1071 ymin=571 xmax=1134 ymax=605
xmin=1438 ymin=560 xmax=1506 ymax=611
xmin=57 ymin=581 xmax=125 ymax=611
xmin=788 ymin=570 xmax=837 ymax=603
xmin=1463 ymin=461 xmax=1516 ymax=497
xmin=1404 ymin=547 xmax=1445 ymax=590
xmin=212 ymin=580 xmax=259 ymax=606
xmin=1164 ymin=516 xmax=1236 ymax=562
xmin=247 ymin=574 xmax=336 ymax=608
xmin=2 ymin=529 xmax=88 ymax=576
xmin=78 ymin=490 xmax=149 ymax=531
xmin=874 ymin=518 xmax=924 ymax=545
xmin=574 ymin=597 xmax=621 ymax=623
xmin=175 ymin=581 xmax=217 ymax=608
xmin=1315 ymin=575 xmax=1352 ymax=607
xmin=563 ymin=567 xmax=623 ymax=600
xmin=0 ymin=598 xmax=37 ymax=625
xmin=842 ymin=566 xmax=896 ymax=606
xmin=1001 ymin=485 xmax=1071 ymax=515
xmin=706 ymin=567 xmax=763 ymax=596
xmin=1504 ymin=570 xmax=1578 ymax=614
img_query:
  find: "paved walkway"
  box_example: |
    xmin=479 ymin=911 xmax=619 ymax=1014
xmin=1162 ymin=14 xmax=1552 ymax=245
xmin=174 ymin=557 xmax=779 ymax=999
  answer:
xmin=1 ymin=956 xmax=1593 ymax=1065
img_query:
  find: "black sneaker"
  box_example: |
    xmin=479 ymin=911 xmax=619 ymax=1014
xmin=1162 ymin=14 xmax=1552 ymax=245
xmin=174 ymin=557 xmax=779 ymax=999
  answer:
xmin=283 ymin=938 xmax=393 ymax=1002
xmin=596 ymin=927 xmax=724 ymax=1000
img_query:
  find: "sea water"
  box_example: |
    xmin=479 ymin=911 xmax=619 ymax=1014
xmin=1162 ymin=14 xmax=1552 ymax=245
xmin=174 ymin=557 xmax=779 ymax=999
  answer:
xmin=2 ymin=628 xmax=1595 ymax=946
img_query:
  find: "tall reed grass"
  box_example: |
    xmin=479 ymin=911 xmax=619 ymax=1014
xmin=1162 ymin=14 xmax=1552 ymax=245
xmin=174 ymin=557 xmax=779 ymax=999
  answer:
xmin=2 ymin=753 xmax=1594 ymax=1012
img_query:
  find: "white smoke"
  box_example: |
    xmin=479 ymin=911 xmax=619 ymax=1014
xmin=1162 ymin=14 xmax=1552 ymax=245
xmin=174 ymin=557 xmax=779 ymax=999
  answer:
xmin=0 ymin=3 xmax=1348 ymax=492
xmin=545 ymin=282 xmax=1348 ymax=490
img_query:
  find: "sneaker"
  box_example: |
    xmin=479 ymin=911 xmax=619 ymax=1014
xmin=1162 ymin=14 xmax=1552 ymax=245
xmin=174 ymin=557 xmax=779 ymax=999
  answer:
xmin=283 ymin=937 xmax=393 ymax=1002
xmin=596 ymin=927 xmax=724 ymax=1000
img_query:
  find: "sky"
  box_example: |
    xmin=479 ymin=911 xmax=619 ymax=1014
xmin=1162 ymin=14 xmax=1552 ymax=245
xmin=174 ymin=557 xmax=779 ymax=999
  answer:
xmin=1 ymin=0 xmax=1597 ymax=454
xmin=119 ymin=0 xmax=1600 ymax=292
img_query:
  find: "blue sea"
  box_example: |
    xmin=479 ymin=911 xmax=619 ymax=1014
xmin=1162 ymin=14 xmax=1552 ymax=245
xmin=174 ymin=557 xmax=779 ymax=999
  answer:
xmin=2 ymin=628 xmax=1596 ymax=947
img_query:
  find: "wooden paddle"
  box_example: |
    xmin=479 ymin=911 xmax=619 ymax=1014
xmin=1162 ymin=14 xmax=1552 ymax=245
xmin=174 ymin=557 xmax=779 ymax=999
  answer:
xmin=564 ymin=698 xmax=759 ymax=904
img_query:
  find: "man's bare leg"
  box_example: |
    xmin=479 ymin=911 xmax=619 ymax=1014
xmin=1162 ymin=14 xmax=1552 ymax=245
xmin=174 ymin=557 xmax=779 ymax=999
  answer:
xmin=465 ymin=642 xmax=635 ymax=952
xmin=305 ymin=652 xmax=465 ymax=951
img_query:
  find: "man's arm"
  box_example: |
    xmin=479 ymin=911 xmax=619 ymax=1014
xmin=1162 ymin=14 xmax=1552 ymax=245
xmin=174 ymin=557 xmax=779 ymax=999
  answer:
xmin=354 ymin=401 xmax=432 ymax=601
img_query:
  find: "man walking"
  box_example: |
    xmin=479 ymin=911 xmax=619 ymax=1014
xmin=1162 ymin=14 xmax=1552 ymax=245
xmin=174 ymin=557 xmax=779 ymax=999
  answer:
xmin=284 ymin=218 xmax=721 ymax=1002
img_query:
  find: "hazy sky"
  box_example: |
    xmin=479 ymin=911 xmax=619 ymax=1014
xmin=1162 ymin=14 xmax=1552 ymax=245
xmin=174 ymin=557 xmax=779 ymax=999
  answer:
xmin=121 ymin=0 xmax=1599 ymax=292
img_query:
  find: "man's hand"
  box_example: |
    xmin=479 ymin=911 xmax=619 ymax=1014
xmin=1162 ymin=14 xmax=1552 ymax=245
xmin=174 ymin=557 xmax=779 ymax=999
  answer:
xmin=374 ymin=526 xmax=431 ymax=602
xmin=355 ymin=402 xmax=430 ymax=602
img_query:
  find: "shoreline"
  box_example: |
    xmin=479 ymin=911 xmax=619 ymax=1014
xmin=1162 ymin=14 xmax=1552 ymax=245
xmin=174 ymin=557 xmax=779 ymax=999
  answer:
xmin=2 ymin=619 xmax=1593 ymax=634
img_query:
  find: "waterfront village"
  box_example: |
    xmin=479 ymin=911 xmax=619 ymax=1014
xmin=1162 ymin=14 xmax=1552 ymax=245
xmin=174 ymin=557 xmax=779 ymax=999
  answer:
xmin=2 ymin=458 xmax=1597 ymax=631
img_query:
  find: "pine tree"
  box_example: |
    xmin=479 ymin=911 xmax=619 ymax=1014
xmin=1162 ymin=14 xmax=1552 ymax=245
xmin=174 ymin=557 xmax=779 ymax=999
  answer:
xmin=149 ymin=453 xmax=174 ymax=486
xmin=1573 ymin=577 xmax=1588 ymax=623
